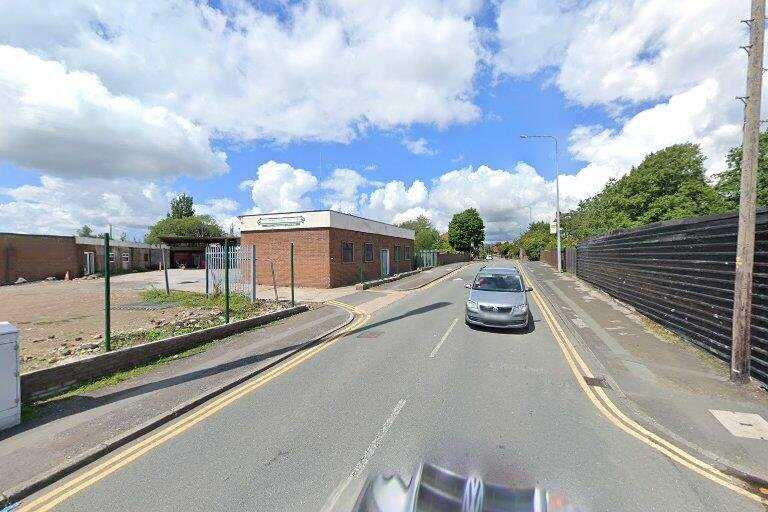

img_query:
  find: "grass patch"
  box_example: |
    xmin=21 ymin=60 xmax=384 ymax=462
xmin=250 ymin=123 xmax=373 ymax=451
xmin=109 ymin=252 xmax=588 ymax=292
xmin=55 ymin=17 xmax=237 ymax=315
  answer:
xmin=110 ymin=316 xmax=224 ymax=350
xmin=141 ymin=288 xmax=276 ymax=319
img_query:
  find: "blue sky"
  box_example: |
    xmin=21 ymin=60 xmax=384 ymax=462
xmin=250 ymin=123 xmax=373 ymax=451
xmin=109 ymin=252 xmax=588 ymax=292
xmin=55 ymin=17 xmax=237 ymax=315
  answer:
xmin=0 ymin=0 xmax=750 ymax=241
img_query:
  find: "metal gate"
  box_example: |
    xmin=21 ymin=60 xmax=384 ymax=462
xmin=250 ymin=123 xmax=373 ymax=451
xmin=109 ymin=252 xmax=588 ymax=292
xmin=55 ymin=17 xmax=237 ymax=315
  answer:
xmin=205 ymin=244 xmax=278 ymax=301
xmin=415 ymin=250 xmax=437 ymax=268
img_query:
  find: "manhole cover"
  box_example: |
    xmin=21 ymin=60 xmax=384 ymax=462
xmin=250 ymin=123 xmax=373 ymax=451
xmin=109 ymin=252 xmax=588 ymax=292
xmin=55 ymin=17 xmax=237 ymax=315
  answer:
xmin=583 ymin=376 xmax=610 ymax=389
xmin=356 ymin=330 xmax=384 ymax=339
xmin=114 ymin=301 xmax=179 ymax=311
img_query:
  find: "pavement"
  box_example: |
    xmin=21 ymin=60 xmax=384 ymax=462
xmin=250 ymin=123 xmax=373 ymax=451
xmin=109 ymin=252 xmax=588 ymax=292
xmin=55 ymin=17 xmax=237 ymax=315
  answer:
xmin=6 ymin=260 xmax=768 ymax=511
xmin=520 ymin=260 xmax=768 ymax=482
xmin=0 ymin=305 xmax=352 ymax=495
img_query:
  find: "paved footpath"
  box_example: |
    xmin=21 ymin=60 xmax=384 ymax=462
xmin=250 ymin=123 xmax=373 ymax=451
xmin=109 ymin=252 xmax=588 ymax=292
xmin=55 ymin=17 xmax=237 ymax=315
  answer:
xmin=521 ymin=260 xmax=768 ymax=483
xmin=8 ymin=260 xmax=767 ymax=512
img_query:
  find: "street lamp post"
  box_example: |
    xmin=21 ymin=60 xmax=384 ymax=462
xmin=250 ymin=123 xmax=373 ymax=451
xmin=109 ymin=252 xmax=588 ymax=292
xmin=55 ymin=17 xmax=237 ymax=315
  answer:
xmin=520 ymin=134 xmax=562 ymax=272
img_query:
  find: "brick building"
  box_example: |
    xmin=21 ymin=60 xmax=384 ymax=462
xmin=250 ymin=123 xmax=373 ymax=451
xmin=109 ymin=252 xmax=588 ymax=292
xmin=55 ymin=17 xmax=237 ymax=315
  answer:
xmin=239 ymin=210 xmax=415 ymax=288
xmin=0 ymin=233 xmax=165 ymax=285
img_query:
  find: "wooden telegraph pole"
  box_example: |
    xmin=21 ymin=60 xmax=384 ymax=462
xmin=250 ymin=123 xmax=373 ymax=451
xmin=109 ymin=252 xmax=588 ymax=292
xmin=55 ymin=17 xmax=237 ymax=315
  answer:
xmin=731 ymin=0 xmax=765 ymax=383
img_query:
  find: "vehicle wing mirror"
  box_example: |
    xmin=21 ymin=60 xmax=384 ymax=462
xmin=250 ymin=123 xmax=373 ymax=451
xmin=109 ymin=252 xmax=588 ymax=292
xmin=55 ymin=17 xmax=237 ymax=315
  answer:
xmin=526 ymin=286 xmax=533 ymax=292
xmin=465 ymin=283 xmax=471 ymax=289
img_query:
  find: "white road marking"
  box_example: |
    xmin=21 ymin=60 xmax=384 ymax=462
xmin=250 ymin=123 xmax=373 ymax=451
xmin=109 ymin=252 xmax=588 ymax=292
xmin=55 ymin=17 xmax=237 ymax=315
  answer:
xmin=429 ymin=318 xmax=459 ymax=358
xmin=710 ymin=410 xmax=768 ymax=440
xmin=321 ymin=398 xmax=407 ymax=512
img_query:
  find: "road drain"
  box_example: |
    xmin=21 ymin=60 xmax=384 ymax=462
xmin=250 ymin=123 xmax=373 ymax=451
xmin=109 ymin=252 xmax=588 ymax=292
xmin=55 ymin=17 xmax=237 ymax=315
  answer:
xmin=356 ymin=330 xmax=383 ymax=338
xmin=583 ymin=375 xmax=611 ymax=389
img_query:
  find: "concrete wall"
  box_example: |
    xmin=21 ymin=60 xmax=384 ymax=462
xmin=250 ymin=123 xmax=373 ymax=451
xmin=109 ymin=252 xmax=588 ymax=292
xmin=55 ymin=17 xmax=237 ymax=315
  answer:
xmin=20 ymin=306 xmax=308 ymax=402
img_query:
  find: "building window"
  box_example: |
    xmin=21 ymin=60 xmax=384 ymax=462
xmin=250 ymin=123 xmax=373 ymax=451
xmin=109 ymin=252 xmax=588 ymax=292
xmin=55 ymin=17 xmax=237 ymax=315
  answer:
xmin=143 ymin=252 xmax=149 ymax=262
xmin=364 ymin=242 xmax=374 ymax=262
xmin=109 ymin=252 xmax=115 ymax=263
xmin=122 ymin=253 xmax=130 ymax=263
xmin=404 ymin=246 xmax=411 ymax=262
xmin=342 ymin=241 xmax=354 ymax=263
xmin=394 ymin=245 xmax=401 ymax=262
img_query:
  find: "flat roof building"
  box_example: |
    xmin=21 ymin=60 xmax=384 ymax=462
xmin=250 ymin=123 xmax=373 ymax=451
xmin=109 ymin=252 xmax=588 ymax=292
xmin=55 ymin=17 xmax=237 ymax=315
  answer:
xmin=239 ymin=210 xmax=415 ymax=288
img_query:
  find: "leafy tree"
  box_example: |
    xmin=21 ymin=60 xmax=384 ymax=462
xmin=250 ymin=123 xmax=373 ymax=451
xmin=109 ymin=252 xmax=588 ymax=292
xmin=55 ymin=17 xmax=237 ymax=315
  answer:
xmin=119 ymin=232 xmax=127 ymax=241
xmin=516 ymin=221 xmax=555 ymax=261
xmin=447 ymin=208 xmax=485 ymax=253
xmin=398 ymin=215 xmax=440 ymax=251
xmin=76 ymin=225 xmax=94 ymax=237
xmin=561 ymin=143 xmax=728 ymax=244
xmin=145 ymin=215 xmax=224 ymax=244
xmin=169 ymin=193 xmax=195 ymax=219
xmin=715 ymin=131 xmax=768 ymax=208
xmin=435 ymin=232 xmax=455 ymax=253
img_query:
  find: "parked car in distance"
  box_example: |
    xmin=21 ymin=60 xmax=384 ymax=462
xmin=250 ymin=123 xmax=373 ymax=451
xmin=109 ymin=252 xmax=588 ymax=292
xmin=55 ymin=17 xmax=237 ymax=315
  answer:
xmin=485 ymin=255 xmax=493 ymax=260
xmin=465 ymin=267 xmax=532 ymax=329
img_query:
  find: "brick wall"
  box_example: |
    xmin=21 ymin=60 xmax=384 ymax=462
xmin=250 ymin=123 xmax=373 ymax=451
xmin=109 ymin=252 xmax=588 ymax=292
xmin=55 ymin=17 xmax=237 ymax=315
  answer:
xmin=240 ymin=228 xmax=414 ymax=288
xmin=240 ymin=228 xmax=331 ymax=288
xmin=0 ymin=233 xmax=80 ymax=284
xmin=328 ymin=228 xmax=413 ymax=287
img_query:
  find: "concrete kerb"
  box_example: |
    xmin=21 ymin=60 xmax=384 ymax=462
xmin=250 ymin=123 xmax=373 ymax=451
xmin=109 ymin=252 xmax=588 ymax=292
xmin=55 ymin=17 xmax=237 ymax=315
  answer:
xmin=396 ymin=262 xmax=474 ymax=291
xmin=354 ymin=268 xmax=426 ymax=290
xmin=1 ymin=305 xmax=356 ymax=509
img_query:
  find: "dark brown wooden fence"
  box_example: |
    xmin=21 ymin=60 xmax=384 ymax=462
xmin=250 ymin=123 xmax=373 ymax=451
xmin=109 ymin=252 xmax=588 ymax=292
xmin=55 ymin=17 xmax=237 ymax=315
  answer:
xmin=574 ymin=209 xmax=768 ymax=384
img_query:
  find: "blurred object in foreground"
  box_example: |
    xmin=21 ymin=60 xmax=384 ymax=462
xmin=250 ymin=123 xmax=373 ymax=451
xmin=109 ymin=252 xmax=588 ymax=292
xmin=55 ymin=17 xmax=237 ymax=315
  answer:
xmin=351 ymin=462 xmax=577 ymax=512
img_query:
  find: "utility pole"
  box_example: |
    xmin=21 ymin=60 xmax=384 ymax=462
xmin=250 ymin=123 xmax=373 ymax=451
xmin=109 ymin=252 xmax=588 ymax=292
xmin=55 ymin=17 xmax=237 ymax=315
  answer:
xmin=731 ymin=0 xmax=765 ymax=384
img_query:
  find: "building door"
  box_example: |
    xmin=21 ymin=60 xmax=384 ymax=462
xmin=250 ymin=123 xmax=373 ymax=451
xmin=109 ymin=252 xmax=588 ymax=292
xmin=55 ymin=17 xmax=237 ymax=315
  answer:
xmin=83 ymin=252 xmax=95 ymax=275
xmin=380 ymin=249 xmax=390 ymax=277
xmin=121 ymin=252 xmax=130 ymax=271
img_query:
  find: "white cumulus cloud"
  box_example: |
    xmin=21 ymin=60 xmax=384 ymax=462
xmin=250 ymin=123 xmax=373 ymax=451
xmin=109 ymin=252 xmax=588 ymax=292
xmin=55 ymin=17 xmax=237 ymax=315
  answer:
xmin=0 ymin=45 xmax=227 ymax=179
xmin=1 ymin=0 xmax=482 ymax=146
xmin=240 ymin=161 xmax=319 ymax=214
xmin=402 ymin=137 xmax=437 ymax=156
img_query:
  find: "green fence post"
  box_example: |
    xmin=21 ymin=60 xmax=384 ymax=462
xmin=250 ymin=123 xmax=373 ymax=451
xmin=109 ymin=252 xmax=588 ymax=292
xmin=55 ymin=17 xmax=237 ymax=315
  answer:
xmin=224 ymin=239 xmax=230 ymax=324
xmin=359 ymin=261 xmax=364 ymax=284
xmin=290 ymin=242 xmax=295 ymax=307
xmin=103 ymin=233 xmax=111 ymax=352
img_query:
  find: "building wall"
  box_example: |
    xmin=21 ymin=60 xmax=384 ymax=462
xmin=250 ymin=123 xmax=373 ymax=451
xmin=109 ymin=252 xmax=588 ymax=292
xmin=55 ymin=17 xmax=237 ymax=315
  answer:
xmin=0 ymin=233 xmax=80 ymax=284
xmin=327 ymin=228 xmax=413 ymax=287
xmin=240 ymin=228 xmax=331 ymax=288
xmin=240 ymin=227 xmax=414 ymax=288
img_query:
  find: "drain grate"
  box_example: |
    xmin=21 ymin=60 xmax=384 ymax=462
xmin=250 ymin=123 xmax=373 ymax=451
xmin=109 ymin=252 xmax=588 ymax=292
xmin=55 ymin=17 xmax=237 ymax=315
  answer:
xmin=113 ymin=301 xmax=179 ymax=311
xmin=583 ymin=375 xmax=610 ymax=389
xmin=356 ymin=330 xmax=384 ymax=339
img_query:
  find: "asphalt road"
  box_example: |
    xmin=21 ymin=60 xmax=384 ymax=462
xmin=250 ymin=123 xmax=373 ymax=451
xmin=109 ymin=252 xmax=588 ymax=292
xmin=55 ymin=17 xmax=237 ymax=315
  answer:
xmin=30 ymin=262 xmax=762 ymax=512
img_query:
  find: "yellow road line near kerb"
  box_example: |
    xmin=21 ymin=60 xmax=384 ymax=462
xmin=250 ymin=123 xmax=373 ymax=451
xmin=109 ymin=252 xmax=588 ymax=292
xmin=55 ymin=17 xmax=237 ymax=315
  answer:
xmin=19 ymin=302 xmax=370 ymax=512
xmin=517 ymin=263 xmax=768 ymax=506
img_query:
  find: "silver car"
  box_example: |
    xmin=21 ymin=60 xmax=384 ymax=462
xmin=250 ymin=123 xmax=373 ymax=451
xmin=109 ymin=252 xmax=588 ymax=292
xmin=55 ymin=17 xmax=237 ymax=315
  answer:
xmin=465 ymin=267 xmax=532 ymax=329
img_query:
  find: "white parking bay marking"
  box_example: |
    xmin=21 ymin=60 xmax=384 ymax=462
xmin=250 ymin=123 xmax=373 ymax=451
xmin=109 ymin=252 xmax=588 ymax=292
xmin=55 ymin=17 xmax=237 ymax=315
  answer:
xmin=429 ymin=318 xmax=459 ymax=358
xmin=321 ymin=398 xmax=407 ymax=512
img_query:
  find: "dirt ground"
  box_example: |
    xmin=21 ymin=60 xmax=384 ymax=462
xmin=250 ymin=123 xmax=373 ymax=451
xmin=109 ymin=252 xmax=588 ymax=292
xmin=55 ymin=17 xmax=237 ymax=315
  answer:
xmin=1 ymin=269 xmax=351 ymax=373
xmin=0 ymin=274 xmax=196 ymax=372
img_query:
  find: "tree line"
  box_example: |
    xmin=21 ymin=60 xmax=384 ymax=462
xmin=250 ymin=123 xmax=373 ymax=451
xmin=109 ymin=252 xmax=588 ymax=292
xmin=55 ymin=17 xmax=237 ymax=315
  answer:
xmin=494 ymin=136 xmax=768 ymax=261
xmin=398 ymin=208 xmax=485 ymax=256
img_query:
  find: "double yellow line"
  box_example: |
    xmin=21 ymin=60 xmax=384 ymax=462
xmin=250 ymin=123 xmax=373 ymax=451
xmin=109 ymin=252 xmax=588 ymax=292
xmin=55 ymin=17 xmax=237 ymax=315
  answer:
xmin=19 ymin=301 xmax=370 ymax=512
xmin=517 ymin=264 xmax=768 ymax=505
